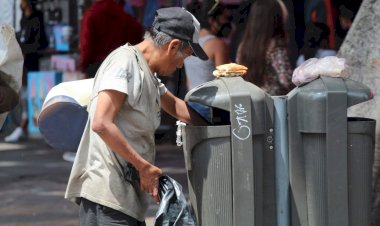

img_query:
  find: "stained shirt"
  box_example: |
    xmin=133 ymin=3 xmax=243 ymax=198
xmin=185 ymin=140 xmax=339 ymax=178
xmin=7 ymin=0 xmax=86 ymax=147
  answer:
xmin=65 ymin=44 xmax=166 ymax=221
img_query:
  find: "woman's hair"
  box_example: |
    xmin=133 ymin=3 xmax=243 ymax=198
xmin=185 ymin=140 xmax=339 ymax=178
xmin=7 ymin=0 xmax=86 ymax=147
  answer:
xmin=186 ymin=0 xmax=227 ymax=30
xmin=238 ymin=0 xmax=287 ymax=86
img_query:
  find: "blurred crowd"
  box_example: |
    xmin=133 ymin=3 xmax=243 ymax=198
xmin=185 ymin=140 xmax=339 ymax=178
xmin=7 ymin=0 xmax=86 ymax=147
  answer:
xmin=2 ymin=0 xmax=360 ymax=142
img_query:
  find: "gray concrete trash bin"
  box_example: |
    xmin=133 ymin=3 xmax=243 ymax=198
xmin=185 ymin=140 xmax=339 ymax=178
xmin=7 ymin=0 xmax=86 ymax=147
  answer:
xmin=287 ymin=76 xmax=376 ymax=226
xmin=181 ymin=77 xmax=276 ymax=226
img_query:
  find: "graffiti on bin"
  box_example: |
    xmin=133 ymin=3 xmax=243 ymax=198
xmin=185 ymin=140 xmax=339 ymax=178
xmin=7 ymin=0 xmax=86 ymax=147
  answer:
xmin=232 ymin=103 xmax=251 ymax=141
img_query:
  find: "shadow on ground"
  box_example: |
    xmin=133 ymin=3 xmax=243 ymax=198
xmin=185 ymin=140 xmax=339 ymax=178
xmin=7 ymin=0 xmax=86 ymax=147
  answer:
xmin=0 ymin=137 xmax=188 ymax=226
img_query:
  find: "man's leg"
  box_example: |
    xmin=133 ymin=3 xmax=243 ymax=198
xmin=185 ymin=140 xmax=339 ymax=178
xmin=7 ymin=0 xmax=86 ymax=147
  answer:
xmin=79 ymin=198 xmax=98 ymax=226
xmin=79 ymin=198 xmax=146 ymax=226
xmin=99 ymin=202 xmax=146 ymax=226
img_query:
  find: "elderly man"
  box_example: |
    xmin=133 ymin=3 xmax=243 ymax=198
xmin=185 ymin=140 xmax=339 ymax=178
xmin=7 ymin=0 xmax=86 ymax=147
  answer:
xmin=65 ymin=7 xmax=208 ymax=226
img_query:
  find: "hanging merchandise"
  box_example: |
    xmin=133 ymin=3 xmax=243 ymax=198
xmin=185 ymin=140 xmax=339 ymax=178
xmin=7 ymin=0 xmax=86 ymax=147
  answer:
xmin=0 ymin=23 xmax=24 ymax=128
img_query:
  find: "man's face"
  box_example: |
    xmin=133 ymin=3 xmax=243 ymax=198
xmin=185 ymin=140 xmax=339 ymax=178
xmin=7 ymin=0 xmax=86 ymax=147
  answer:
xmin=157 ymin=42 xmax=193 ymax=76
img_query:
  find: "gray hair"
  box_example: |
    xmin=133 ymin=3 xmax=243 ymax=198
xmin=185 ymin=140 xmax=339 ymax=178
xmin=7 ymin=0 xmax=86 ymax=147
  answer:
xmin=144 ymin=25 xmax=190 ymax=55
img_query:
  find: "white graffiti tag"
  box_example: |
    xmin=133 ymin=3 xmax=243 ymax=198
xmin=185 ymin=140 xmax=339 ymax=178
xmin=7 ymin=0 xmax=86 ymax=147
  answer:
xmin=232 ymin=103 xmax=251 ymax=140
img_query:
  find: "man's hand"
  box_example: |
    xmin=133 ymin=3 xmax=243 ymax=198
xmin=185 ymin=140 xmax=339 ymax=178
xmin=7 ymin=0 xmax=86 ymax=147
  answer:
xmin=138 ymin=164 xmax=163 ymax=203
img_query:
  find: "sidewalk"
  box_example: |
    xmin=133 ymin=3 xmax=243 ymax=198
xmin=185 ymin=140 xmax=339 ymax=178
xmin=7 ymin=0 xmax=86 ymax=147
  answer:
xmin=0 ymin=136 xmax=188 ymax=226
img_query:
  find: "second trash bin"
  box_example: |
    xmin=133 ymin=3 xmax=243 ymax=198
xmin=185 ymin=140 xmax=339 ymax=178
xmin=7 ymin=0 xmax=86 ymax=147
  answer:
xmin=181 ymin=77 xmax=276 ymax=226
xmin=287 ymin=76 xmax=376 ymax=226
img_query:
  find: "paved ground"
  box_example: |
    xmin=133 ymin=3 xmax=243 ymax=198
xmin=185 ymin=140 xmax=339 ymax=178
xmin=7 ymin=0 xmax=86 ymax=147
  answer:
xmin=0 ymin=135 xmax=188 ymax=226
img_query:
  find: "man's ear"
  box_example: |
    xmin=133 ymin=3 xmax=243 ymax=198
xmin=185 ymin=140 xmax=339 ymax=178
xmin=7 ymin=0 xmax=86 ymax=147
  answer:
xmin=167 ymin=39 xmax=181 ymax=56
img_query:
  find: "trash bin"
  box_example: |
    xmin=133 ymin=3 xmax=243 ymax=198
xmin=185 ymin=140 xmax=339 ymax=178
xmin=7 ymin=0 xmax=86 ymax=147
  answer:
xmin=181 ymin=76 xmax=276 ymax=226
xmin=287 ymin=76 xmax=376 ymax=226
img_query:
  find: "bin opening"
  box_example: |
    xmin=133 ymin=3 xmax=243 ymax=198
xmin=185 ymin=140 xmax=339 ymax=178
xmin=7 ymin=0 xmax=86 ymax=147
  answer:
xmin=348 ymin=117 xmax=375 ymax=122
xmin=212 ymin=107 xmax=230 ymax=125
xmin=187 ymin=102 xmax=230 ymax=126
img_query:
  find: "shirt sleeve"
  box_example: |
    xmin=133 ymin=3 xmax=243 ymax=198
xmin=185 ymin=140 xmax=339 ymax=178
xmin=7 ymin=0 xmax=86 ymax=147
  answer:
xmin=98 ymin=67 xmax=130 ymax=95
xmin=97 ymin=51 xmax=135 ymax=95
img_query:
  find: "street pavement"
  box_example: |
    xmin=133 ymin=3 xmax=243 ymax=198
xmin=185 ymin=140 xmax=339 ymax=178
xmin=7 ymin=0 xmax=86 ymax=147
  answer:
xmin=0 ymin=135 xmax=188 ymax=226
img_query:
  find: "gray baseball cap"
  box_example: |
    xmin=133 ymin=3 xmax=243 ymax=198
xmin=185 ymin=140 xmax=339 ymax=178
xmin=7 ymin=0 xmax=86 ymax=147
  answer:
xmin=153 ymin=7 xmax=208 ymax=61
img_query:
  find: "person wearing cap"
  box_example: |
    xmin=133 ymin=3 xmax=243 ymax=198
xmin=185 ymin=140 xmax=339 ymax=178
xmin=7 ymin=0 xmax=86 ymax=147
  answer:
xmin=184 ymin=1 xmax=232 ymax=122
xmin=65 ymin=7 xmax=207 ymax=226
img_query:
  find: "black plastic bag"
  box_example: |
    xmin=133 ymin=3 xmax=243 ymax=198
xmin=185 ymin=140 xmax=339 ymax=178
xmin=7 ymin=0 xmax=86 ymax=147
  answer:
xmin=153 ymin=175 xmax=197 ymax=226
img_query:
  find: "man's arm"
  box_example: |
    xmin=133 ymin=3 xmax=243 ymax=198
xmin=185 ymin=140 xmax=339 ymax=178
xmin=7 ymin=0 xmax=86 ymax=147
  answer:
xmin=91 ymin=89 xmax=162 ymax=202
xmin=160 ymin=90 xmax=208 ymax=126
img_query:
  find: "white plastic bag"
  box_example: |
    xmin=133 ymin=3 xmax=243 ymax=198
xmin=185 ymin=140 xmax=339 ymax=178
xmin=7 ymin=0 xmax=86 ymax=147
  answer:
xmin=292 ymin=56 xmax=348 ymax=86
